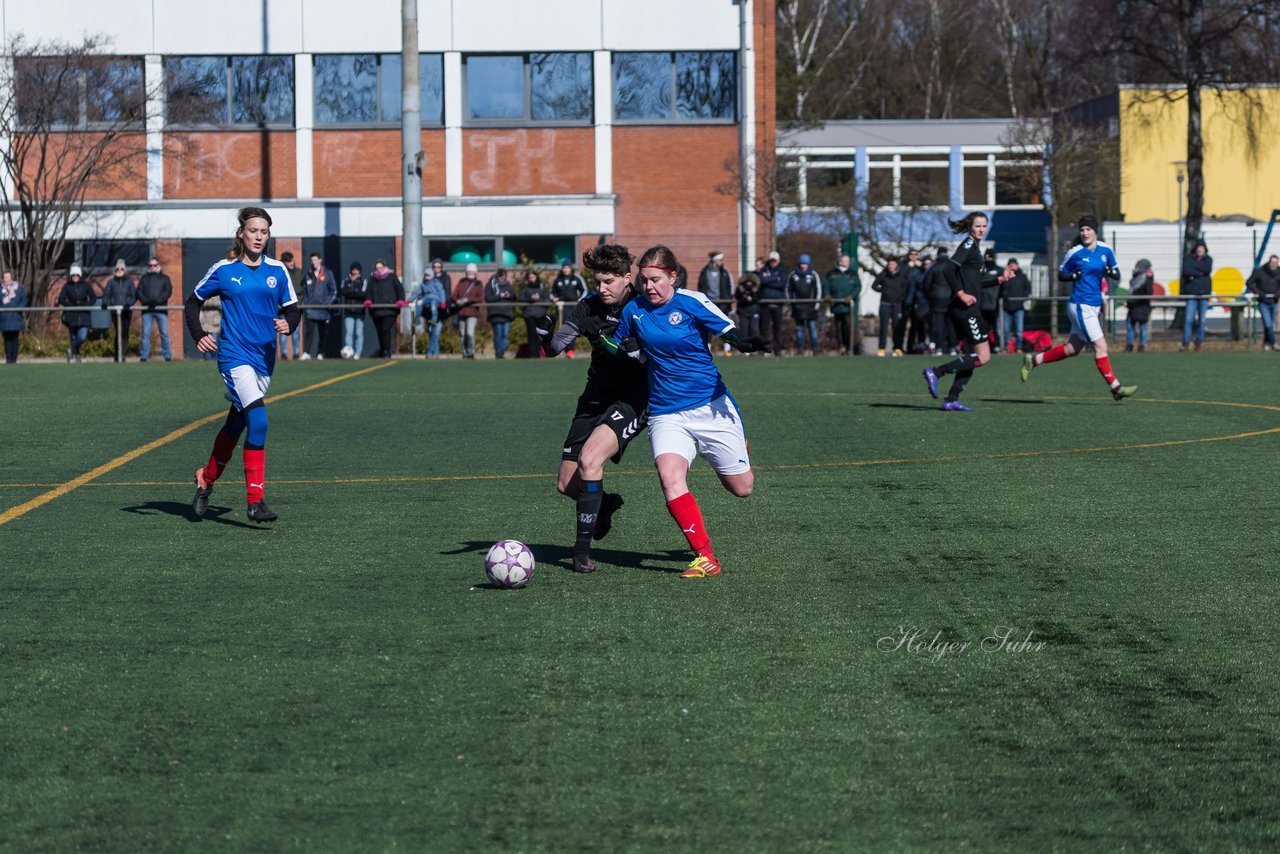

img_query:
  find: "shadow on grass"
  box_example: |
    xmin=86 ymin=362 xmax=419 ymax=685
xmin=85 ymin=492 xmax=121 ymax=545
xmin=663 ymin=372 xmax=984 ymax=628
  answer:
xmin=867 ymin=402 xmax=944 ymax=412
xmin=443 ymin=540 xmax=688 ymax=574
xmin=121 ymin=500 xmax=261 ymax=529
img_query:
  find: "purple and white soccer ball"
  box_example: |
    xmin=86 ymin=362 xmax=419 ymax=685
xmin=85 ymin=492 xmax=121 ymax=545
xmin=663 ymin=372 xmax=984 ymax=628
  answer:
xmin=485 ymin=540 xmax=536 ymax=589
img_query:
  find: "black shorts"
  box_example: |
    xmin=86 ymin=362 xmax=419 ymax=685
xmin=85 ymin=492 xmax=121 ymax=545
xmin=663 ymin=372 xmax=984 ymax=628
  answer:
xmin=561 ymin=399 xmax=649 ymax=464
xmin=950 ymin=303 xmax=990 ymax=345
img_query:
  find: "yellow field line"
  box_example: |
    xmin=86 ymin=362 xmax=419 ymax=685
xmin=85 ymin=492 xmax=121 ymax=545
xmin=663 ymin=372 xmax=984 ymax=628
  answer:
xmin=0 ymin=361 xmax=396 ymax=527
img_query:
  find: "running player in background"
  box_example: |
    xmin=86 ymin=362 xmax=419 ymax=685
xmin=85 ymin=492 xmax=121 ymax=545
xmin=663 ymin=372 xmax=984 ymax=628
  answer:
xmin=1021 ymin=214 xmax=1137 ymax=400
xmin=921 ymin=212 xmax=1008 ymax=411
xmin=611 ymin=245 xmax=767 ymax=578
xmin=185 ymin=206 xmax=300 ymax=523
xmin=538 ymin=244 xmax=649 ymax=574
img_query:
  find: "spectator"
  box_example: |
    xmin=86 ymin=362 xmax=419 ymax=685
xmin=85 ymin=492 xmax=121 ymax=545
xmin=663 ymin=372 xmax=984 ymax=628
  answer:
xmin=278 ymin=251 xmax=303 ymax=359
xmin=552 ymin=259 xmax=586 ymax=304
xmin=0 ymin=270 xmax=28 ymax=364
xmin=485 ymin=267 xmax=516 ymax=358
xmin=871 ymin=257 xmax=908 ymax=356
xmin=1245 ymin=254 xmax=1280 ymax=351
xmin=451 ymin=263 xmax=484 ymax=359
xmin=735 ymin=270 xmax=762 ymax=346
xmin=137 ymin=256 xmax=173 ymax=362
xmin=980 ymin=249 xmax=1002 ymax=351
xmin=340 ymin=262 xmax=368 ymax=359
xmin=758 ymin=250 xmax=788 ymax=356
xmin=57 ymin=265 xmax=96 ymax=363
xmin=1000 ymin=258 xmax=1032 ymax=353
xmin=102 ymin=258 xmax=137 ymax=362
xmin=1180 ymin=239 xmax=1213 ymax=351
xmin=199 ymin=294 xmax=222 ymax=361
xmin=519 ymin=269 xmax=551 ymax=358
xmin=1125 ymin=259 xmax=1156 ymax=353
xmin=698 ymin=251 xmax=735 ymax=355
xmin=825 ymin=253 xmax=860 ymax=355
xmin=788 ymin=254 xmax=822 ymax=356
xmin=903 ymin=258 xmax=932 ymax=353
xmin=412 ymin=269 xmax=449 ymax=358
xmin=300 ymin=251 xmax=337 ymax=360
xmin=926 ymin=248 xmax=957 ymax=354
xmin=364 ymin=258 xmax=405 ymax=358
xmin=430 ymin=257 xmax=452 ymax=300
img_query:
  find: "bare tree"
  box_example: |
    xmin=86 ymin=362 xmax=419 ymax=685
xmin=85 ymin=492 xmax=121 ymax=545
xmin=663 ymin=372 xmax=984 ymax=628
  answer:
xmin=717 ymin=146 xmax=799 ymax=246
xmin=0 ymin=37 xmax=153 ymax=329
xmin=776 ymin=0 xmax=883 ymax=123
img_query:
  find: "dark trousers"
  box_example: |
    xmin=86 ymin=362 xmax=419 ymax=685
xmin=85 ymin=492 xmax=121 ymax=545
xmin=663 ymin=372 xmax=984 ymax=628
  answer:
xmin=738 ymin=306 xmax=761 ymax=340
xmin=833 ymin=313 xmax=852 ymax=351
xmin=760 ymin=303 xmax=785 ymax=354
xmin=524 ymin=318 xmax=544 ymax=357
xmin=373 ymin=314 xmax=396 ymax=357
xmin=305 ymin=318 xmax=328 ymax=358
xmin=110 ymin=311 xmax=132 ymax=361
xmin=3 ymin=330 xmax=18 ymax=363
xmin=879 ymin=302 xmax=902 ymax=350
xmin=906 ymin=309 xmax=930 ymax=352
xmin=932 ymin=309 xmax=956 ymax=352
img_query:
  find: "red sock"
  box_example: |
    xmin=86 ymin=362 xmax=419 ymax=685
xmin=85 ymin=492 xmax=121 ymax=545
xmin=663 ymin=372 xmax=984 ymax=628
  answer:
xmin=666 ymin=492 xmax=713 ymax=558
xmin=202 ymin=429 xmax=239 ymax=485
xmin=1036 ymin=344 xmax=1070 ymax=366
xmin=243 ymin=449 xmax=265 ymax=505
xmin=1095 ymin=355 xmax=1119 ymax=389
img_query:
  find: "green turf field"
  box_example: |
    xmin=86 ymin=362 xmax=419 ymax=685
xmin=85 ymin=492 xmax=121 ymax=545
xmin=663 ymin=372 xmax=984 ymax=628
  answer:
xmin=1 ymin=353 xmax=1277 ymax=850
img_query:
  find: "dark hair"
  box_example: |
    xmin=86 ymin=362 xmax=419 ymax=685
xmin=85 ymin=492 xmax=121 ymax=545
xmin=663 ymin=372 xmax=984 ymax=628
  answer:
xmin=495 ymin=267 xmax=506 ymax=277
xmin=637 ymin=244 xmax=679 ymax=273
xmin=582 ymin=243 xmax=636 ymax=277
xmin=309 ymin=251 xmax=322 ymax=260
xmin=227 ymin=206 xmax=272 ymax=261
xmin=374 ymin=258 xmax=387 ymax=267
xmin=947 ymin=211 xmax=987 ymax=235
xmin=279 ymin=251 xmax=294 ymax=263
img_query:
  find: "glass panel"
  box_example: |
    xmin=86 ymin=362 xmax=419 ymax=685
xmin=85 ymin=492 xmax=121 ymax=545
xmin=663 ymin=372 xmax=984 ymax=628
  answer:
xmin=85 ymin=58 xmax=144 ymax=124
xmin=776 ymin=157 xmax=803 ymax=208
xmin=466 ymin=55 xmax=524 ymax=120
xmin=379 ymin=54 xmax=445 ymax=124
xmin=806 ymin=167 xmax=855 ymax=208
xmin=963 ymin=166 xmax=989 ymax=207
xmin=868 ymin=168 xmax=894 ymax=208
xmin=675 ymin=51 xmax=735 ymax=120
xmin=995 ymin=165 xmax=1042 ymax=205
xmin=613 ymin=52 xmax=671 ymax=120
xmin=530 ymin=53 xmax=592 ymax=121
xmin=14 ymin=57 xmax=81 ymax=126
xmin=315 ymin=55 xmax=377 ymax=123
xmin=166 ymin=56 xmax=227 ymax=125
xmin=899 ymin=167 xmax=950 ymax=207
xmin=231 ymin=55 xmax=294 ymax=125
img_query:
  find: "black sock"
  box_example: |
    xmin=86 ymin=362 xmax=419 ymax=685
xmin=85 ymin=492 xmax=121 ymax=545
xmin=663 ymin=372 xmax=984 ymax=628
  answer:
xmin=935 ymin=353 xmax=980 ymax=376
xmin=575 ymin=480 xmax=604 ymax=555
xmin=946 ymin=369 xmax=974 ymax=402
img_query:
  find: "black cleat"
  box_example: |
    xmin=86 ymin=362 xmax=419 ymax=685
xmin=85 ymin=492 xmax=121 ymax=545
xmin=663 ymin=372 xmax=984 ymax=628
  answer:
xmin=192 ymin=470 xmax=213 ymax=518
xmin=247 ymin=500 xmax=278 ymax=523
xmin=593 ymin=493 xmax=624 ymax=541
xmin=572 ymin=553 xmax=598 ymax=573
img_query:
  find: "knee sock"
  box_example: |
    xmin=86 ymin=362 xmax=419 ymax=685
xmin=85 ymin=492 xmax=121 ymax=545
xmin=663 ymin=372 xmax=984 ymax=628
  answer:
xmin=1095 ymin=355 xmax=1121 ymax=391
xmin=202 ymin=408 xmax=246 ymax=485
xmin=935 ymin=353 xmax=980 ymax=376
xmin=946 ymin=369 xmax=974 ymax=402
xmin=243 ymin=404 xmax=269 ymax=504
xmin=574 ymin=479 xmax=604 ymax=555
xmin=1034 ymin=344 xmax=1070 ymax=366
xmin=666 ymin=491 xmax=713 ymax=558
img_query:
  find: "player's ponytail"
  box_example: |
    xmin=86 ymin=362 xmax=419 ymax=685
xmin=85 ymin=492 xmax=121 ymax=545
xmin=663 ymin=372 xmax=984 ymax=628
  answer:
xmin=947 ymin=211 xmax=987 ymax=235
xmin=637 ymin=245 xmax=680 ymax=275
xmin=226 ymin=206 xmax=273 ymax=260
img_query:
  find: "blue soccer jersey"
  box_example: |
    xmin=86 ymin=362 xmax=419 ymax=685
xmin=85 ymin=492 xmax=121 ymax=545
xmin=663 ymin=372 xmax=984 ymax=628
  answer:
xmin=615 ymin=288 xmax=735 ymax=416
xmin=194 ymin=256 xmax=298 ymax=375
xmin=1059 ymin=242 xmax=1117 ymax=307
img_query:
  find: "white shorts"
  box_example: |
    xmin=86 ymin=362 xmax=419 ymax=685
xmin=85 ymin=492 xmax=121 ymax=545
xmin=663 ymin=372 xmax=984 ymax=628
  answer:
xmin=649 ymin=394 xmax=751 ymax=476
xmin=220 ymin=364 xmax=271 ymax=411
xmin=1068 ymin=302 xmax=1105 ymax=343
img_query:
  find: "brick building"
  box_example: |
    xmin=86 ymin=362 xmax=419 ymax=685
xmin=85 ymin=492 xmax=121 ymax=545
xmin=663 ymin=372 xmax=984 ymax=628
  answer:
xmin=2 ymin=0 xmax=775 ymax=356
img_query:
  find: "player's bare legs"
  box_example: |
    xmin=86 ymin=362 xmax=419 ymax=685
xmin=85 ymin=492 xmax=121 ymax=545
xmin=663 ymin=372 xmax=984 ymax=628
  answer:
xmin=717 ymin=469 xmax=753 ymax=498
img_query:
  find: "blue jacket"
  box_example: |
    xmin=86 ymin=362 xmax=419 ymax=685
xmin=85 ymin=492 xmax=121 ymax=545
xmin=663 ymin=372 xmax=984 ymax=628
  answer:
xmin=758 ymin=261 xmax=789 ymax=300
xmin=301 ymin=268 xmax=338 ymax=320
xmin=410 ymin=278 xmax=449 ymax=322
xmin=1180 ymin=253 xmax=1213 ymax=296
xmin=102 ymin=274 xmax=137 ymax=309
xmin=0 ymin=283 xmax=27 ymax=332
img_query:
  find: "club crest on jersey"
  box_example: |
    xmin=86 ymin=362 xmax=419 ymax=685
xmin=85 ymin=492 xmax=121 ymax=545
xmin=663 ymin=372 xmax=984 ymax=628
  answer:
xmin=266 ymin=276 xmax=278 ymax=289
xmin=668 ymin=311 xmax=684 ymax=326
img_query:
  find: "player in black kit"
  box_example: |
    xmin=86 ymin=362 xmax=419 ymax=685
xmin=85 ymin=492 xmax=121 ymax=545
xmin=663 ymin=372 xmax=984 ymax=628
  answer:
xmin=537 ymin=243 xmax=649 ymax=573
xmin=921 ymin=211 xmax=1010 ymax=410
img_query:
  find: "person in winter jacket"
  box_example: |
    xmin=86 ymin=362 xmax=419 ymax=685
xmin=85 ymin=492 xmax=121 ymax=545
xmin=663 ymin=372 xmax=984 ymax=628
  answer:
xmin=410 ymin=269 xmax=449 ymax=357
xmin=301 ymin=252 xmax=337 ymax=359
xmin=429 ymin=258 xmax=452 ymax=301
xmin=757 ymin=250 xmax=789 ymax=356
xmin=871 ymin=257 xmax=908 ymax=355
xmin=484 ymin=268 xmax=516 ymax=358
xmin=340 ymin=262 xmax=369 ymax=358
xmin=451 ymin=263 xmax=485 ymax=359
xmin=102 ymin=258 xmax=137 ymax=362
xmin=1180 ymin=240 xmax=1213 ymax=350
xmin=902 ymin=259 xmax=932 ymax=354
xmin=137 ymin=257 xmax=173 ymax=361
xmin=277 ymin=252 xmax=303 ymax=359
xmin=519 ymin=270 xmax=551 ymax=358
xmin=825 ymin=254 xmax=860 ymax=355
xmin=979 ymin=249 xmax=1002 ymax=351
xmin=552 ymin=260 xmax=587 ymax=303
xmin=0 ymin=270 xmax=28 ymax=364
xmin=924 ymin=249 xmax=956 ymax=353
xmin=1246 ymin=254 xmax=1280 ymax=350
xmin=1125 ymin=259 xmax=1156 ymax=352
xmin=698 ymin=252 xmax=735 ymax=355
xmin=788 ymin=254 xmax=822 ymax=355
xmin=363 ymin=258 xmax=405 ymax=358
xmin=57 ymin=265 xmax=96 ymax=363
xmin=999 ymin=258 xmax=1032 ymax=353
xmin=735 ymin=271 xmax=762 ymax=344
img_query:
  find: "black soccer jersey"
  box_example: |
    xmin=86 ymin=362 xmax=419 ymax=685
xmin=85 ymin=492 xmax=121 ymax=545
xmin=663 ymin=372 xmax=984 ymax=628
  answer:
xmin=552 ymin=292 xmax=649 ymax=402
xmin=948 ymin=236 xmax=986 ymax=298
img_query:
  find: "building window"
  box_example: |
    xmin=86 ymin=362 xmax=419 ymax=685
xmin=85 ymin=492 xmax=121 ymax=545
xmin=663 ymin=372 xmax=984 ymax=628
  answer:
xmin=964 ymin=155 xmax=1043 ymax=207
xmin=464 ymin=53 xmax=592 ymax=124
xmin=14 ymin=56 xmax=145 ymax=128
xmin=867 ymin=152 xmax=949 ymax=208
xmin=614 ymin=52 xmax=736 ymax=122
xmin=166 ymin=56 xmax=294 ymax=127
xmin=314 ymin=54 xmax=444 ymax=125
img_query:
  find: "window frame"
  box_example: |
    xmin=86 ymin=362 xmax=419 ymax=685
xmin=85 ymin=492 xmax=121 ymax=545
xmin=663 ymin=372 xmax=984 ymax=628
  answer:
xmin=14 ymin=55 xmax=147 ymax=130
xmin=164 ymin=55 xmax=295 ymax=130
xmin=312 ymin=53 xmax=445 ymax=129
xmin=462 ymin=53 xmax=594 ymax=127
xmin=612 ymin=50 xmax=737 ymax=125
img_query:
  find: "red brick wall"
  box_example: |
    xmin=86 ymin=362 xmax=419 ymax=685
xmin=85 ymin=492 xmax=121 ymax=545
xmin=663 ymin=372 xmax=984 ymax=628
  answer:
xmin=164 ymin=131 xmax=297 ymax=200
xmin=155 ymin=240 xmax=185 ymax=348
xmin=15 ymin=132 xmax=147 ymax=201
xmin=463 ymin=128 xmax=594 ymax=196
xmin=612 ymin=126 xmax=742 ymax=276
xmin=755 ymin=0 xmax=778 ymax=262
xmin=313 ymin=129 xmax=446 ymax=197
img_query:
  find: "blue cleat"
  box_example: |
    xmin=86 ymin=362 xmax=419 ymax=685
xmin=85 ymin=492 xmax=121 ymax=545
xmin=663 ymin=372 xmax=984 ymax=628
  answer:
xmin=922 ymin=367 xmax=940 ymax=399
xmin=940 ymin=400 xmax=973 ymax=412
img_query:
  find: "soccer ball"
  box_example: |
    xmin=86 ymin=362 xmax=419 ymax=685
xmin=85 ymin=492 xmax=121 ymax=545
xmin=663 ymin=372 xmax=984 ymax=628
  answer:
xmin=340 ymin=345 xmax=355 ymax=359
xmin=485 ymin=540 xmax=535 ymax=589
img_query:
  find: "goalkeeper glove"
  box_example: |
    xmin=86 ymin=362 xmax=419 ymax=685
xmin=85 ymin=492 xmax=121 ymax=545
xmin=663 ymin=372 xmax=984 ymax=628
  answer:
xmin=535 ymin=315 xmax=556 ymax=338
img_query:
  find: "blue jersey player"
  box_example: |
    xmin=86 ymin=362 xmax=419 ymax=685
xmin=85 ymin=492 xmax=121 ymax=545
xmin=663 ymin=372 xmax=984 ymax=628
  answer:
xmin=612 ymin=245 xmax=766 ymax=578
xmin=185 ymin=206 xmax=301 ymax=522
xmin=1021 ymin=214 xmax=1136 ymax=400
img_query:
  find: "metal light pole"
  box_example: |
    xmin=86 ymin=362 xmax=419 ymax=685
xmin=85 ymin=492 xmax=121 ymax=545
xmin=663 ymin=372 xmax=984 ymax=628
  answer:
xmin=401 ymin=0 xmax=424 ymax=320
xmin=1173 ymin=160 xmax=1187 ymax=259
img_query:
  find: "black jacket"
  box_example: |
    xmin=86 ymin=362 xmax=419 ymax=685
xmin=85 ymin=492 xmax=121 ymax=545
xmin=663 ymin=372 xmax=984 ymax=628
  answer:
xmin=1180 ymin=253 xmax=1213 ymax=296
xmin=1000 ymin=271 xmax=1032 ymax=311
xmin=102 ymin=274 xmax=136 ymax=309
xmin=788 ymin=268 xmax=822 ymax=320
xmin=58 ymin=279 xmax=97 ymax=327
xmin=1246 ymin=264 xmax=1280 ymax=305
xmin=366 ymin=272 xmax=404 ymax=317
xmin=871 ymin=267 xmax=908 ymax=304
xmin=484 ymin=277 xmax=516 ymax=322
xmin=697 ymin=264 xmax=734 ymax=302
xmin=137 ymin=271 xmax=172 ymax=309
xmin=552 ymin=273 xmax=586 ymax=303
xmin=926 ymin=253 xmax=952 ymax=304
xmin=519 ymin=281 xmax=551 ymax=320
xmin=1127 ymin=267 xmax=1155 ymax=323
xmin=979 ymin=262 xmax=1002 ymax=312
xmin=340 ymin=274 xmax=368 ymax=308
